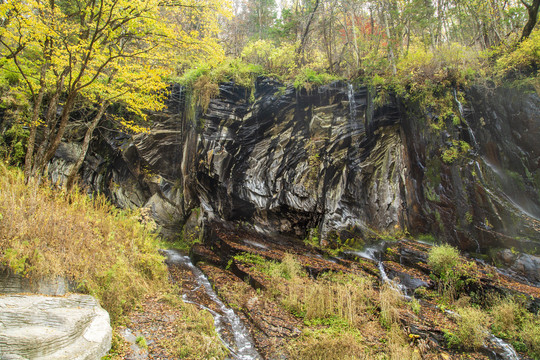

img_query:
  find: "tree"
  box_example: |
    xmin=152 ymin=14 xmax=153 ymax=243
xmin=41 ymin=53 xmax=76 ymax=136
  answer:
xmin=0 ymin=0 xmax=229 ymax=183
xmin=520 ymin=0 xmax=540 ymax=40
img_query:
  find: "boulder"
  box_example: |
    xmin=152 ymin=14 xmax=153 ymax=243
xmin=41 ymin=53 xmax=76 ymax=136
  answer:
xmin=0 ymin=294 xmax=112 ymax=360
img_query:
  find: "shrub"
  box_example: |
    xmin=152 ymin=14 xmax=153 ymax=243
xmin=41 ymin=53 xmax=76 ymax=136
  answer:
xmin=293 ymin=67 xmax=340 ymax=91
xmin=427 ymin=244 xmax=460 ymax=276
xmin=446 ymin=307 xmax=489 ymax=350
xmin=427 ymin=244 xmax=464 ymax=301
xmin=0 ymin=122 xmax=29 ymax=166
xmin=496 ymin=29 xmax=540 ymax=78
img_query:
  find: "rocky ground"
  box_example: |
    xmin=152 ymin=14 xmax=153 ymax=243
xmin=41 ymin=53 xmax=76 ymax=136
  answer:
xmin=123 ymin=221 xmax=540 ymax=359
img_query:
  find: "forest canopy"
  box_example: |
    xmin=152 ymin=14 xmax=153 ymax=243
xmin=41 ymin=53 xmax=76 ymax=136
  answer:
xmin=0 ymin=0 xmax=539 ymax=182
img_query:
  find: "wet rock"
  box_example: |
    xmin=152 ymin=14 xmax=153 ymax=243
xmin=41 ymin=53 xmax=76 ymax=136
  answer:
xmin=53 ymin=79 xmax=540 ymax=252
xmin=0 ymin=294 xmax=112 ymax=360
xmin=511 ymin=253 xmax=540 ymax=284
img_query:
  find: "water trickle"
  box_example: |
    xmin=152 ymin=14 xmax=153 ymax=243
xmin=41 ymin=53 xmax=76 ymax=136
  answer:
xmin=443 ymin=307 xmax=519 ymax=360
xmin=163 ymin=250 xmax=261 ymax=360
xmin=453 ymin=88 xmax=479 ymax=150
xmin=347 ymin=83 xmax=357 ymax=122
xmin=378 ymin=261 xmax=409 ymax=298
xmin=488 ymin=335 xmax=520 ymax=360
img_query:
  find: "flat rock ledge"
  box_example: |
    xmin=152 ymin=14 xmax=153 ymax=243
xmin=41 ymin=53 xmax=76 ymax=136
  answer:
xmin=0 ymin=294 xmax=112 ymax=360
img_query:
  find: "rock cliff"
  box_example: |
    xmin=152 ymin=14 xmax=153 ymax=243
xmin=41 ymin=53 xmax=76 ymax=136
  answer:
xmin=49 ymin=79 xmax=540 ymax=262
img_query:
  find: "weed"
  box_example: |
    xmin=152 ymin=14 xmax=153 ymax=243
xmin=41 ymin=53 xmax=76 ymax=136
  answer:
xmin=135 ymin=336 xmax=148 ymax=349
xmin=410 ymin=298 xmax=421 ymax=315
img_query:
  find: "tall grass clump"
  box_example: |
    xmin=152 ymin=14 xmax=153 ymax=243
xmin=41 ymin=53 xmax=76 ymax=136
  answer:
xmin=445 ymin=307 xmax=488 ymax=351
xmin=379 ymin=283 xmax=403 ymax=328
xmin=427 ymin=243 xmax=463 ymax=301
xmin=164 ymin=299 xmax=229 ymax=359
xmin=0 ymin=163 xmax=168 ymax=323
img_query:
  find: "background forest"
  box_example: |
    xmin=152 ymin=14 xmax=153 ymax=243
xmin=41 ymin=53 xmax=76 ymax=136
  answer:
xmin=0 ymin=0 xmax=539 ymax=176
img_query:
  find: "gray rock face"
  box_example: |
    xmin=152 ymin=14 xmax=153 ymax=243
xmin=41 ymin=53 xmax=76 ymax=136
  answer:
xmin=0 ymin=294 xmax=112 ymax=360
xmin=0 ymin=267 xmax=76 ymax=296
xmin=52 ymin=79 xmax=540 ymax=252
xmin=196 ymin=81 xmax=405 ymax=241
xmin=498 ymin=249 xmax=540 ymax=284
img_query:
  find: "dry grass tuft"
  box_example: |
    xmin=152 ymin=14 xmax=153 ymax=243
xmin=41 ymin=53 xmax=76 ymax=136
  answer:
xmin=165 ymin=301 xmax=229 ymax=359
xmin=0 ymin=163 xmax=168 ymax=323
xmin=280 ymin=272 xmax=375 ymax=326
xmin=446 ymin=306 xmax=489 ymax=350
xmin=379 ymin=283 xmax=402 ymax=328
xmin=288 ymin=331 xmax=369 ymax=360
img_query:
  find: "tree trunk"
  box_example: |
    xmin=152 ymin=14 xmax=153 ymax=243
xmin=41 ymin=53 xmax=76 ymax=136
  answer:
xmin=33 ymin=68 xmax=68 ymax=177
xmin=32 ymin=93 xmax=77 ymax=177
xmin=24 ymin=63 xmax=48 ymax=181
xmin=521 ymin=0 xmax=540 ymax=40
xmin=65 ymin=101 xmax=108 ymax=191
xmin=296 ymin=0 xmax=320 ymax=64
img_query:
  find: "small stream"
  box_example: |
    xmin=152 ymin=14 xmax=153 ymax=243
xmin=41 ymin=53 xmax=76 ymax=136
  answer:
xmin=352 ymin=245 xmax=520 ymax=360
xmin=163 ymin=249 xmax=261 ymax=360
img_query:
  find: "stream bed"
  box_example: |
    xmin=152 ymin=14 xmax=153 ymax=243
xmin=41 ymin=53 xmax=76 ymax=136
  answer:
xmin=163 ymin=249 xmax=261 ymax=360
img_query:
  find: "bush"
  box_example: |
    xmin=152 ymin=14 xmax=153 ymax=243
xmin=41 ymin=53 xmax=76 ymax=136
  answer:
xmin=0 ymin=122 xmax=29 ymax=166
xmin=428 ymin=244 xmax=460 ymax=277
xmin=446 ymin=307 xmax=489 ymax=350
xmin=496 ymin=29 xmax=540 ymax=78
xmin=293 ymin=67 xmax=340 ymax=91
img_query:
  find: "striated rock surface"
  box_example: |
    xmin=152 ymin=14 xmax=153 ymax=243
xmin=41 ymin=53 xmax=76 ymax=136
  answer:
xmin=0 ymin=267 xmax=76 ymax=296
xmin=0 ymin=294 xmax=112 ymax=360
xmin=50 ymin=79 xmax=540 ymax=254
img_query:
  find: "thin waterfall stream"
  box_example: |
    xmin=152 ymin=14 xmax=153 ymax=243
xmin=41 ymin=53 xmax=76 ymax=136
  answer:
xmin=163 ymin=249 xmax=261 ymax=360
xmin=352 ymin=245 xmax=520 ymax=360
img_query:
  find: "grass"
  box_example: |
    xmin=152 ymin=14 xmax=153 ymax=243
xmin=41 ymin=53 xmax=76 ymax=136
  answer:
xmin=162 ymin=297 xmax=229 ymax=359
xmin=288 ymin=330 xmax=369 ymax=360
xmin=445 ymin=306 xmax=488 ymax=351
xmin=0 ymin=162 xmax=169 ymax=323
xmin=379 ymin=283 xmax=403 ymax=329
xmin=0 ymin=162 xmax=229 ymax=358
xmin=489 ymin=296 xmax=540 ymax=359
xmin=233 ymin=252 xmax=304 ymax=280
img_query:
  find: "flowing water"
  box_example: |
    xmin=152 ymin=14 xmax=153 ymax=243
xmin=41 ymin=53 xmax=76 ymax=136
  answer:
xmin=488 ymin=335 xmax=520 ymax=360
xmin=347 ymin=83 xmax=357 ymax=122
xmin=163 ymin=249 xmax=261 ymax=360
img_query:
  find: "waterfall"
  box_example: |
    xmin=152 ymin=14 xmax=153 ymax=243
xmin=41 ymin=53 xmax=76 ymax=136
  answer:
xmin=348 ymin=83 xmax=357 ymax=122
xmin=163 ymin=250 xmax=261 ymax=360
xmin=453 ymin=88 xmax=479 ymax=150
